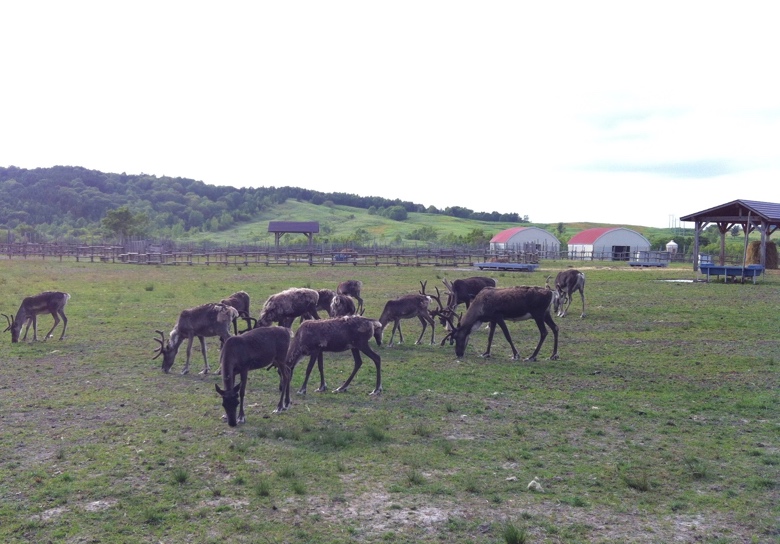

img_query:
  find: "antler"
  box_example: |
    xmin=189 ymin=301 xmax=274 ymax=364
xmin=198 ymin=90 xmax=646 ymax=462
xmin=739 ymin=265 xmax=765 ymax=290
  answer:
xmin=2 ymin=313 xmax=12 ymax=332
xmin=419 ymin=280 xmax=445 ymax=312
xmin=438 ymin=311 xmax=462 ymax=346
xmin=545 ymin=275 xmax=553 ymax=289
xmin=152 ymin=329 xmax=166 ymax=359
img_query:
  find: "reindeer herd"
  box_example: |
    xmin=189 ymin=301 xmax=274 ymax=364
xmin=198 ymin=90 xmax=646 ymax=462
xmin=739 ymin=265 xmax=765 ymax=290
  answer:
xmin=4 ymin=271 xmax=587 ymax=427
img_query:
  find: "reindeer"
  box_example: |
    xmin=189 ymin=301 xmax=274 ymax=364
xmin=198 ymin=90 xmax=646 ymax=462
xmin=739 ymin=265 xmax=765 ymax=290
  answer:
xmin=220 ymin=291 xmax=252 ymax=334
xmin=153 ymin=302 xmax=238 ymax=374
xmin=315 ymin=288 xmax=337 ymax=315
xmin=337 ymin=280 xmax=364 ymax=314
xmin=377 ymin=281 xmax=438 ymax=346
xmin=286 ymin=316 xmax=383 ymax=398
xmin=442 ymin=286 xmax=559 ymax=361
xmin=215 ymin=325 xmax=292 ymax=426
xmin=442 ymin=276 xmax=497 ymax=312
xmin=330 ymin=294 xmax=357 ymax=317
xmin=551 ymin=269 xmax=586 ymax=318
xmin=3 ymin=291 xmax=70 ymax=343
xmin=256 ymin=287 xmax=320 ymax=328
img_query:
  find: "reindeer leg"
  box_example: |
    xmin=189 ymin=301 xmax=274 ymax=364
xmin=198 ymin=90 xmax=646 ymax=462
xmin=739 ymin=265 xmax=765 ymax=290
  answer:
xmin=578 ymin=288 xmax=586 ymax=318
xmin=387 ymin=321 xmax=404 ymax=347
xmin=364 ymin=345 xmax=382 ymax=395
xmin=493 ymin=318 xmax=520 ymax=360
xmin=544 ymin=313 xmax=560 ymax=360
xmin=237 ymin=372 xmax=248 ymax=424
xmin=481 ymin=322 xmax=498 ymax=358
xmin=197 ymin=335 xmax=210 ymax=374
xmin=181 ymin=336 xmax=194 ymax=374
xmin=22 ymin=316 xmax=35 ymax=342
xmin=43 ymin=311 xmax=61 ymax=341
xmin=524 ymin=316 xmax=549 ymax=362
xmin=314 ymin=352 xmax=328 ymax=392
xmin=414 ymin=316 xmax=427 ymax=345
xmin=334 ymin=348 xmax=363 ymax=393
xmin=58 ymin=309 xmax=67 ymax=340
xmin=396 ymin=321 xmax=404 ymax=344
xmin=298 ymin=353 xmax=319 ymax=395
xmin=274 ymin=365 xmax=292 ymax=413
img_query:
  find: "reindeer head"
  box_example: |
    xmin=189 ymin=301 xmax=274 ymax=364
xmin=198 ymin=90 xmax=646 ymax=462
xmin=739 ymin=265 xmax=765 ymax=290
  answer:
xmin=2 ymin=313 xmax=21 ymax=343
xmin=215 ymin=383 xmax=242 ymax=427
xmin=152 ymin=329 xmax=179 ymax=373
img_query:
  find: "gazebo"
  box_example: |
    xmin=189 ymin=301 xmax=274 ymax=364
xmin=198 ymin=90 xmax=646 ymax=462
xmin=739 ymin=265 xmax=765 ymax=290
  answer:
xmin=268 ymin=221 xmax=320 ymax=248
xmin=679 ymin=199 xmax=780 ymax=270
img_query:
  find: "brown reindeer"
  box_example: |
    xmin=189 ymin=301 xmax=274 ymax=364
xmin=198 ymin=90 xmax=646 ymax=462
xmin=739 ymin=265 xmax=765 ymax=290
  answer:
xmin=220 ymin=291 xmax=252 ymax=334
xmin=3 ymin=291 xmax=70 ymax=343
xmin=285 ymin=316 xmax=383 ymax=399
xmin=330 ymin=294 xmax=358 ymax=317
xmin=337 ymin=280 xmax=364 ymax=314
xmin=552 ymin=269 xmax=586 ymax=318
xmin=378 ymin=283 xmax=438 ymax=346
xmin=442 ymin=276 xmax=496 ymax=312
xmin=256 ymin=288 xmax=320 ymax=328
xmin=443 ymin=286 xmax=559 ymax=361
xmin=215 ymin=325 xmax=292 ymax=426
xmin=153 ymin=303 xmax=238 ymax=374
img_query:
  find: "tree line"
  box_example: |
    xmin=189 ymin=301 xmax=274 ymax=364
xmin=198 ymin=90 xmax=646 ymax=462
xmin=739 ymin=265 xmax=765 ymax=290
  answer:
xmin=0 ymin=166 xmax=528 ymax=242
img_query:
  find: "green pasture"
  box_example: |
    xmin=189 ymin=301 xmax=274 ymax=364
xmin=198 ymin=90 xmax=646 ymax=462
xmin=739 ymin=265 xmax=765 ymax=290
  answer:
xmin=0 ymin=259 xmax=777 ymax=543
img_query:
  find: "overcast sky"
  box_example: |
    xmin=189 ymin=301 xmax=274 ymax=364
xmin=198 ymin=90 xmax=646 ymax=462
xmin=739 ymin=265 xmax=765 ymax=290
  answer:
xmin=3 ymin=2 xmax=779 ymax=228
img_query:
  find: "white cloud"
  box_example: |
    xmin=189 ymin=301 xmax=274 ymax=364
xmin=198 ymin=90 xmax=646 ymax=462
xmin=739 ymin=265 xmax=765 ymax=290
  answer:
xmin=2 ymin=1 xmax=779 ymax=228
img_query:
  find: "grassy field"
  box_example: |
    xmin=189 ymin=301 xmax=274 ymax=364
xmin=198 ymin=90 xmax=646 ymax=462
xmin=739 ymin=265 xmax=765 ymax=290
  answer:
xmin=0 ymin=259 xmax=777 ymax=543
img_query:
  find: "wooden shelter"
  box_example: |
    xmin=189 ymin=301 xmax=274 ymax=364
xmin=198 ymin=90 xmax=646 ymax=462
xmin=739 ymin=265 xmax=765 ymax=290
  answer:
xmin=268 ymin=221 xmax=319 ymax=248
xmin=680 ymin=199 xmax=780 ymax=270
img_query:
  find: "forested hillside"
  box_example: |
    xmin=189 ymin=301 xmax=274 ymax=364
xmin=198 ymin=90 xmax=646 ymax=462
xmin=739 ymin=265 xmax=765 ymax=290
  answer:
xmin=0 ymin=166 xmax=528 ymax=242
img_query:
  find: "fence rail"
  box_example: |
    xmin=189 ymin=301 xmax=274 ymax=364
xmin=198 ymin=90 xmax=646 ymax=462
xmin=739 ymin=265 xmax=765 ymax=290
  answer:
xmin=0 ymin=242 xmax=708 ymax=267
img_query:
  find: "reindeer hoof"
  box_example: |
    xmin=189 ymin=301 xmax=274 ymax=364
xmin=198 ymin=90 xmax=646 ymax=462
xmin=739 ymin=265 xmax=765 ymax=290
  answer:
xmin=480 ymin=352 xmax=492 ymax=359
xmin=333 ymin=386 xmax=348 ymax=393
xmin=180 ymin=368 xmax=190 ymax=375
xmin=549 ymin=354 xmax=560 ymax=361
xmin=296 ymin=389 xmax=307 ymax=395
xmin=315 ymin=386 xmax=328 ymax=393
xmin=369 ymin=388 xmax=382 ymax=396
xmin=523 ymin=356 xmax=538 ymax=362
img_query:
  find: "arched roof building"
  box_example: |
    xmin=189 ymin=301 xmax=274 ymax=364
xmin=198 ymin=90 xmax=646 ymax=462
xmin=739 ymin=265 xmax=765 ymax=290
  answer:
xmin=489 ymin=226 xmax=560 ymax=256
xmin=567 ymin=227 xmax=650 ymax=261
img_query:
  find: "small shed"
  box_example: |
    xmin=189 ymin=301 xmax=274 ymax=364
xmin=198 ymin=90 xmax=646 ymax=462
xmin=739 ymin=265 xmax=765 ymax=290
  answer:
xmin=680 ymin=199 xmax=780 ymax=269
xmin=489 ymin=227 xmax=560 ymax=255
xmin=568 ymin=227 xmax=650 ymax=261
xmin=268 ymin=221 xmax=319 ymax=247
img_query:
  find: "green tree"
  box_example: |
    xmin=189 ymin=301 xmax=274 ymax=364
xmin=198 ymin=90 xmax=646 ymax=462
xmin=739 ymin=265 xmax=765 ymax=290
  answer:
xmin=101 ymin=206 xmax=148 ymax=240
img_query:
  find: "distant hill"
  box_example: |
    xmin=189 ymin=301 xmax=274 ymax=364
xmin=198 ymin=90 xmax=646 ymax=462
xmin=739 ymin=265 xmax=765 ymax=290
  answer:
xmin=0 ymin=165 xmax=673 ymax=246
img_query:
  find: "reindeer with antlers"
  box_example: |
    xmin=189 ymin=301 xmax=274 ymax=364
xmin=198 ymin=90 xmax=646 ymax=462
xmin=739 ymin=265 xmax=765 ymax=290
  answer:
xmin=153 ymin=302 xmax=238 ymax=374
xmin=548 ymin=269 xmax=586 ymax=318
xmin=441 ymin=285 xmax=559 ymax=362
xmin=377 ymin=281 xmax=445 ymax=347
xmin=3 ymin=291 xmax=71 ymax=343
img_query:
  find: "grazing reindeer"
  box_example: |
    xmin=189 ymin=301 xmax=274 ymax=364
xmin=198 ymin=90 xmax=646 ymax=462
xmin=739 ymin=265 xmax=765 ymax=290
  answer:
xmin=153 ymin=303 xmax=238 ymax=374
xmin=330 ymin=294 xmax=357 ymax=317
xmin=442 ymin=286 xmax=559 ymax=361
xmin=337 ymin=280 xmax=364 ymax=314
xmin=286 ymin=316 xmax=383 ymax=398
xmin=442 ymin=276 xmax=497 ymax=312
xmin=220 ymin=291 xmax=252 ymax=334
xmin=3 ymin=291 xmax=70 ymax=343
xmin=315 ymin=289 xmax=337 ymax=315
xmin=378 ymin=282 xmax=437 ymax=346
xmin=256 ymin=288 xmax=320 ymax=328
xmin=215 ymin=326 xmax=292 ymax=426
xmin=552 ymin=269 xmax=586 ymax=318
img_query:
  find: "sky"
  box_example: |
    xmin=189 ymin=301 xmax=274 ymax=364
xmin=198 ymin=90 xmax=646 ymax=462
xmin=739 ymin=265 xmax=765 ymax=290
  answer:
xmin=2 ymin=2 xmax=779 ymax=228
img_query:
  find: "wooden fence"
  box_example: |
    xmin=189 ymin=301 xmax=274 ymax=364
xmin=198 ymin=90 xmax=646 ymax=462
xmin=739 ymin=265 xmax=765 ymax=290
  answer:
xmin=0 ymin=242 xmax=698 ymax=267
